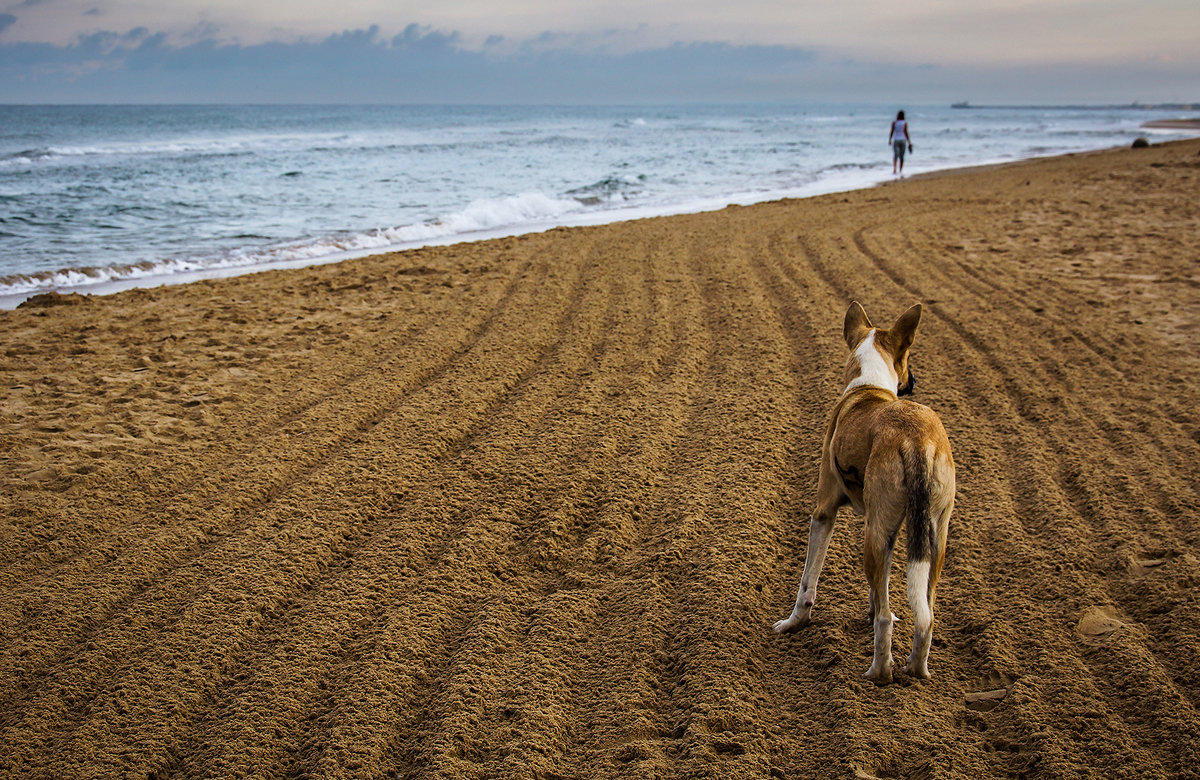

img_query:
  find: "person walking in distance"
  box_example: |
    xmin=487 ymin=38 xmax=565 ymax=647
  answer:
xmin=890 ymin=111 xmax=913 ymax=175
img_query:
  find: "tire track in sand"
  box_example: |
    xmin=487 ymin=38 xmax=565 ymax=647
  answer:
xmin=530 ymin=220 xmax=815 ymax=778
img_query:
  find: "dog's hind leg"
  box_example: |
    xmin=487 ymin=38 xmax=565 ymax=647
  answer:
xmin=862 ymin=456 xmax=907 ymax=685
xmin=903 ymin=556 xmax=933 ymax=679
xmin=863 ymin=515 xmax=899 ymax=685
xmin=773 ymin=465 xmax=844 ymax=633
xmin=901 ymin=446 xmax=953 ymax=680
xmin=905 ymin=497 xmax=951 ymax=679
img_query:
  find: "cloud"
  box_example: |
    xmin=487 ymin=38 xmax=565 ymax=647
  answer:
xmin=393 ymin=22 xmax=460 ymax=50
xmin=0 ymin=14 xmax=16 ymax=35
xmin=0 ymin=22 xmax=834 ymax=102
xmin=0 ymin=20 xmax=1197 ymax=104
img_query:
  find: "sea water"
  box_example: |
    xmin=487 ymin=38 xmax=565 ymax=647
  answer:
xmin=0 ymin=103 xmax=1193 ymax=305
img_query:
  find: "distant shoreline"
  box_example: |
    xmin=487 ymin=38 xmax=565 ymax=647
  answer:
xmin=951 ymin=101 xmax=1200 ymax=111
xmin=1142 ymin=118 xmax=1200 ymax=130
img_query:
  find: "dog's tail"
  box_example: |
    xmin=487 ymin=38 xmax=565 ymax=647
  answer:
xmin=903 ymin=443 xmax=937 ymax=630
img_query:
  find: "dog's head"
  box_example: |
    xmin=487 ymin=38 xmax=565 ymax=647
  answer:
xmin=842 ymin=301 xmax=921 ymax=397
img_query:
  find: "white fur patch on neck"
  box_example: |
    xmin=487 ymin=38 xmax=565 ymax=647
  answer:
xmin=845 ymin=330 xmax=897 ymax=395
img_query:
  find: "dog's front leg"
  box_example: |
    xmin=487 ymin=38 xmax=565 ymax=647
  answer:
xmin=773 ymin=512 xmax=835 ymax=632
xmin=774 ymin=474 xmax=843 ymax=633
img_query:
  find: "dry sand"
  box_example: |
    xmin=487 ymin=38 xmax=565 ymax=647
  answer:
xmin=2 ymin=139 xmax=1200 ymax=779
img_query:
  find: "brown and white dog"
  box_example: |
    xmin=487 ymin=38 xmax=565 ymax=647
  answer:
xmin=773 ymin=301 xmax=955 ymax=685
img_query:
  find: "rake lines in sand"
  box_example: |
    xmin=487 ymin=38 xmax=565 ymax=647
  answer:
xmin=39 ymin=229 xmax=700 ymax=777
xmin=252 ymin=230 xmax=714 ymax=779
xmin=896 ymin=220 xmax=1200 ymax=514
xmin=756 ymin=226 xmax=994 ymax=778
xmin=867 ymin=221 xmax=1200 ymax=561
xmin=371 ymin=222 xmax=803 ymax=779
xmin=848 ymin=222 xmax=1200 ymax=774
xmin=0 ymin=268 xmax=540 ymax=740
xmin=363 ymin=230 xmax=709 ymax=778
xmin=0 ymin=263 xmax=514 ymax=584
xmin=164 ymin=236 xmax=638 ymax=779
xmin=788 ymin=219 xmax=1180 ymax=775
xmin=855 ymin=222 xmax=1196 ymax=536
xmin=0 ymin=256 xmax=533 ymax=634
xmin=0 ymin=248 xmax=590 ymax=773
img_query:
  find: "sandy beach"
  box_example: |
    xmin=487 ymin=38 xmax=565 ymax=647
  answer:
xmin=3 ymin=138 xmax=1200 ymax=779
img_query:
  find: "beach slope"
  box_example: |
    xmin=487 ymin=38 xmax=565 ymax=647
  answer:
xmin=2 ymin=139 xmax=1200 ymax=779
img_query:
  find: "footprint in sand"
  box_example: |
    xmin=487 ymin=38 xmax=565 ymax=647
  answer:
xmin=1129 ymin=550 xmax=1178 ymax=577
xmin=965 ymin=687 xmax=1009 ymax=712
xmin=1076 ymin=606 xmax=1126 ymax=647
xmin=965 ymin=670 xmax=1012 ymax=712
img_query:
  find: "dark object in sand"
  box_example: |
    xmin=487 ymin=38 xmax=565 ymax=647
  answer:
xmin=17 ymin=292 xmax=92 ymax=308
xmin=1131 ymin=137 xmax=1150 ymax=149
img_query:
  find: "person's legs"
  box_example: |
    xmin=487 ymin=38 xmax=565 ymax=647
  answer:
xmin=893 ymin=140 xmax=906 ymax=174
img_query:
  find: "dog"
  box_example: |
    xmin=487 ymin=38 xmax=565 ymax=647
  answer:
xmin=773 ymin=301 xmax=955 ymax=684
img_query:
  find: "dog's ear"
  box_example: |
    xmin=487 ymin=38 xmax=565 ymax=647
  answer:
xmin=843 ymin=301 xmax=873 ymax=348
xmin=889 ymin=303 xmax=922 ymax=355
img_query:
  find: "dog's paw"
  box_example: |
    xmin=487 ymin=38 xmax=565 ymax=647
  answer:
xmin=904 ymin=659 xmax=931 ymax=680
xmin=864 ymin=663 xmax=893 ymax=686
xmin=772 ymin=616 xmax=808 ymax=634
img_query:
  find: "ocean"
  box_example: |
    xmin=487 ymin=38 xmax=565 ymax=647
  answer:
xmin=0 ymin=103 xmax=1193 ymax=306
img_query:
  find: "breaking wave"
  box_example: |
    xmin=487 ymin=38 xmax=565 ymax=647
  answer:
xmin=0 ymin=191 xmax=584 ymax=297
xmin=566 ymin=175 xmax=648 ymax=205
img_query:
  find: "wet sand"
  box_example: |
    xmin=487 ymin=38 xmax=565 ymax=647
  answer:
xmin=2 ymin=138 xmax=1200 ymax=779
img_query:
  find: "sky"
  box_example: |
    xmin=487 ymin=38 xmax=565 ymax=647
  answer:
xmin=0 ymin=0 xmax=1197 ymax=104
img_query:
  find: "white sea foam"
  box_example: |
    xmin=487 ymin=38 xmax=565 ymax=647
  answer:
xmin=388 ymin=192 xmax=582 ymax=242
xmin=0 ymin=191 xmax=584 ymax=300
xmin=0 ymin=133 xmax=372 ymax=169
